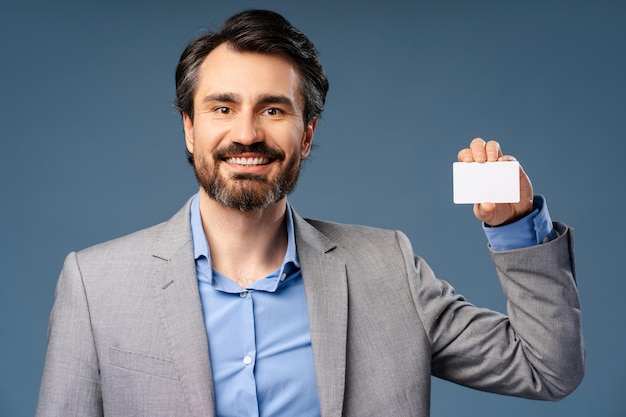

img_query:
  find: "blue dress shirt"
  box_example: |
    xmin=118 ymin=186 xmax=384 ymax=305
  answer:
xmin=190 ymin=195 xmax=321 ymax=417
xmin=190 ymin=193 xmax=555 ymax=416
xmin=483 ymin=195 xmax=557 ymax=251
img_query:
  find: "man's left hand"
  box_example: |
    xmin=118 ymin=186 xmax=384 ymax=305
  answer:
xmin=457 ymin=138 xmax=534 ymax=226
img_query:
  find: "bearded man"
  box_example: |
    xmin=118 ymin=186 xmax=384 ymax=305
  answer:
xmin=36 ymin=9 xmax=584 ymax=417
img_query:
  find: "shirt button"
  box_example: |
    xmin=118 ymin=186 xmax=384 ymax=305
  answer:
xmin=243 ymin=355 xmax=252 ymax=365
xmin=280 ymin=273 xmax=287 ymax=282
xmin=239 ymin=291 xmax=247 ymax=298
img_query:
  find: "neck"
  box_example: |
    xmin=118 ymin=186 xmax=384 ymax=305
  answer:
xmin=197 ymin=190 xmax=289 ymax=288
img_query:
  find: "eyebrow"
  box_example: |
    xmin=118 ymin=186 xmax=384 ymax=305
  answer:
xmin=202 ymin=93 xmax=297 ymax=109
xmin=202 ymin=92 xmax=239 ymax=104
xmin=258 ymin=94 xmax=296 ymax=108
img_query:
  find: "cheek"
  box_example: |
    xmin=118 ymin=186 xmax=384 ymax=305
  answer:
xmin=191 ymin=123 xmax=223 ymax=151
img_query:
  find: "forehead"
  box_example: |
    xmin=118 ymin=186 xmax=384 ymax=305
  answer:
xmin=195 ymin=43 xmax=303 ymax=101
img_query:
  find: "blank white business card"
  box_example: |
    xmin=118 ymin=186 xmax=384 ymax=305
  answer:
xmin=453 ymin=161 xmax=520 ymax=204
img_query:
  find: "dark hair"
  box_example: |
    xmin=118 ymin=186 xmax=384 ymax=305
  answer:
xmin=174 ymin=9 xmax=329 ymax=124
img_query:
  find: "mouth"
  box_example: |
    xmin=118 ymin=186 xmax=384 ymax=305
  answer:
xmin=217 ymin=143 xmax=284 ymax=169
xmin=224 ymin=156 xmax=272 ymax=167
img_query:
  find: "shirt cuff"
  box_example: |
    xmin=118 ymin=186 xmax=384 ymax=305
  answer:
xmin=483 ymin=195 xmax=557 ymax=251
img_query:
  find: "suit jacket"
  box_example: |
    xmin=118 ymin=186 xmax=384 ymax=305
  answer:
xmin=36 ymin=198 xmax=584 ymax=417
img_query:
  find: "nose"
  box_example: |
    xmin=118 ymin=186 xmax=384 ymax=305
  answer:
xmin=231 ymin=111 xmax=263 ymax=145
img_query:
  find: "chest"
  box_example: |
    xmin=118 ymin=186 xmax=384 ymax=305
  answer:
xmin=198 ymin=269 xmax=320 ymax=416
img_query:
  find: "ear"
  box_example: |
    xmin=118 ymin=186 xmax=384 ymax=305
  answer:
xmin=182 ymin=112 xmax=194 ymax=155
xmin=300 ymin=118 xmax=318 ymax=159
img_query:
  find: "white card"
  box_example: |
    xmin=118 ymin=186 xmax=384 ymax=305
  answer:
xmin=453 ymin=161 xmax=520 ymax=204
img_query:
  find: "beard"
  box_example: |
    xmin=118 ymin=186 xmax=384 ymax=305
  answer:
xmin=193 ymin=142 xmax=302 ymax=212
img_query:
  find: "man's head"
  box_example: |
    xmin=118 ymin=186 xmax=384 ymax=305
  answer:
xmin=175 ymin=9 xmax=329 ymax=142
xmin=176 ymin=10 xmax=329 ymax=212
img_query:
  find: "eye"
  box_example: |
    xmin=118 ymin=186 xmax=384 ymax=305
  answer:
xmin=264 ymin=107 xmax=282 ymax=116
xmin=215 ymin=106 xmax=231 ymax=114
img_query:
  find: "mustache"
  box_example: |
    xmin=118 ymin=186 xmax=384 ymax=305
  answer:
xmin=213 ymin=142 xmax=285 ymax=161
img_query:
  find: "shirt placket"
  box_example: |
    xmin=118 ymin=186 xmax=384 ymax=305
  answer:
xmin=237 ymin=289 xmax=259 ymax=416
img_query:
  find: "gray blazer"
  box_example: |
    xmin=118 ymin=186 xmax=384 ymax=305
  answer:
xmin=36 ymin=199 xmax=584 ymax=417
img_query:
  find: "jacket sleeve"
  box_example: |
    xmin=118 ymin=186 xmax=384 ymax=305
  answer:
xmin=402 ymin=222 xmax=585 ymax=400
xmin=36 ymin=252 xmax=104 ymax=417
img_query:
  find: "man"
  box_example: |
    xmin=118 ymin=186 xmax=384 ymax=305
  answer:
xmin=36 ymin=9 xmax=584 ymax=417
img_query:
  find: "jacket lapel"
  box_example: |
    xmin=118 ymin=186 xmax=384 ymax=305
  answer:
xmin=151 ymin=200 xmax=215 ymax=417
xmin=293 ymin=211 xmax=348 ymax=417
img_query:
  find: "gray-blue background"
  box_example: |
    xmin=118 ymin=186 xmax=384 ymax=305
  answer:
xmin=1 ymin=0 xmax=624 ymax=416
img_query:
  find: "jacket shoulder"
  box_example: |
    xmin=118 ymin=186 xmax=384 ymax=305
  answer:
xmin=77 ymin=221 xmax=167 ymax=259
xmin=74 ymin=200 xmax=192 ymax=263
xmin=303 ymin=218 xmax=407 ymax=253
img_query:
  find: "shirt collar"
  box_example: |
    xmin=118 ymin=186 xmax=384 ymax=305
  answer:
xmin=190 ymin=192 xmax=300 ymax=271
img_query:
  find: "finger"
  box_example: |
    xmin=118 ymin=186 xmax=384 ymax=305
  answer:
xmin=485 ymin=140 xmax=502 ymax=162
xmin=473 ymin=202 xmax=497 ymax=224
xmin=457 ymin=147 xmax=473 ymax=162
xmin=498 ymin=155 xmax=517 ymax=162
xmin=469 ymin=138 xmax=488 ymax=162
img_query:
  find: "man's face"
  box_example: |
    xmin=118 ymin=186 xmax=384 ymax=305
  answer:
xmin=183 ymin=43 xmax=316 ymax=212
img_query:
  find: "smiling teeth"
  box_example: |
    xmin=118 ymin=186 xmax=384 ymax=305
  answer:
xmin=226 ymin=157 xmax=270 ymax=166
